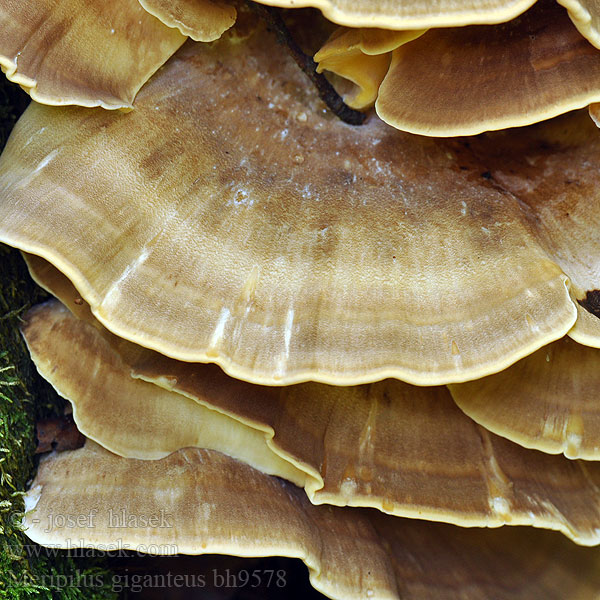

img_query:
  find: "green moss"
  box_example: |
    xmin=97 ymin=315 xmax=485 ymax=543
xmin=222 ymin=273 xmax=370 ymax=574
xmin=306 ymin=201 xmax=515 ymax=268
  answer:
xmin=0 ymin=80 xmax=117 ymax=599
xmin=0 ymin=247 xmax=118 ymax=600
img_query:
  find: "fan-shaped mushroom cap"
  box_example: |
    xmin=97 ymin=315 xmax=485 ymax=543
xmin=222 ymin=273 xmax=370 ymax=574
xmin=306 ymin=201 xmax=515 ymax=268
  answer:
xmin=314 ymin=27 xmax=424 ymax=109
xmin=21 ymin=299 xmax=306 ymax=485
xmin=558 ymin=0 xmax=600 ymax=48
xmin=251 ymin=0 xmax=538 ymax=29
xmin=21 ymin=295 xmax=600 ymax=544
xmin=0 ymin=0 xmax=185 ymax=109
xmin=0 ymin=31 xmax=578 ymax=386
xmin=376 ymin=1 xmax=600 ymax=136
xmin=23 ymin=441 xmax=600 ymax=599
xmin=138 ymin=0 xmax=236 ymax=41
xmin=450 ymin=337 xmax=600 ymax=460
xmin=471 ymin=110 xmax=600 ymax=347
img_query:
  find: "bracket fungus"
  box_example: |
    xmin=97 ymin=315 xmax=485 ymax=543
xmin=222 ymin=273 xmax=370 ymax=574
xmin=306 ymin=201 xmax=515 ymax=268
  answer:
xmin=375 ymin=0 xmax=600 ymax=135
xmin=251 ymin=0 xmax=540 ymax=29
xmin=23 ymin=440 xmax=600 ymax=599
xmin=2 ymin=1 xmax=600 ymax=597
xmin=450 ymin=337 xmax=600 ymax=460
xmin=0 ymin=0 xmax=186 ymax=108
xmin=3 ymin=31 xmax=596 ymax=386
xmin=20 ymin=298 xmax=600 ymax=546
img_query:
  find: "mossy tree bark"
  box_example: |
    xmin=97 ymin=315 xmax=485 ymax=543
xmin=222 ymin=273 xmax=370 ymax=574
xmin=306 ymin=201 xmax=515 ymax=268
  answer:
xmin=0 ymin=78 xmax=117 ymax=599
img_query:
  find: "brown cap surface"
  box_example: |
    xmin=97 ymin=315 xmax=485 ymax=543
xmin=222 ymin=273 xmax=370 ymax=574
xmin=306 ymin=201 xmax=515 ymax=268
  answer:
xmin=0 ymin=30 xmax=578 ymax=386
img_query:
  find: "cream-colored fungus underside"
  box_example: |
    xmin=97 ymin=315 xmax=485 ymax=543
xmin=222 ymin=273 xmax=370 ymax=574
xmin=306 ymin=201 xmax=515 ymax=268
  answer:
xmin=450 ymin=337 xmax=600 ymax=460
xmin=0 ymin=31 xmax=580 ymax=386
xmin=0 ymin=0 xmax=185 ymax=109
xmin=251 ymin=0 xmax=538 ymax=29
xmin=21 ymin=296 xmax=600 ymax=544
xmin=314 ymin=27 xmax=425 ymax=109
xmin=24 ymin=442 xmax=600 ymax=599
xmin=376 ymin=0 xmax=600 ymax=136
xmin=138 ymin=0 xmax=236 ymax=41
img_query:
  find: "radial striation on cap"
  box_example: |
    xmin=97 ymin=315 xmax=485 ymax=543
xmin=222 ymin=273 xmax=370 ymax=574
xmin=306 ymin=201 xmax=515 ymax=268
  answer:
xmin=0 ymin=30 xmax=581 ymax=386
xmin=23 ymin=441 xmax=600 ymax=599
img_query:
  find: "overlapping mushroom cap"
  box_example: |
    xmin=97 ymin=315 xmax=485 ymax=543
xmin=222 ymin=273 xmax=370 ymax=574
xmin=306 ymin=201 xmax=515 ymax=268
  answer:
xmin=20 ymin=297 xmax=600 ymax=546
xmin=315 ymin=1 xmax=600 ymax=135
xmin=23 ymin=440 xmax=600 ymax=599
xmin=139 ymin=0 xmax=237 ymax=41
xmin=252 ymin=0 xmax=539 ymax=28
xmin=377 ymin=0 xmax=600 ymax=135
xmin=0 ymin=0 xmax=187 ymax=108
xmin=254 ymin=0 xmax=600 ymax=50
xmin=6 ymin=29 xmax=600 ymax=386
xmin=450 ymin=337 xmax=600 ymax=460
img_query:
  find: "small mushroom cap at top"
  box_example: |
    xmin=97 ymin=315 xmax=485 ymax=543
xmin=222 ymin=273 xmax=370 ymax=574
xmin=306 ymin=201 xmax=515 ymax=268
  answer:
xmin=314 ymin=27 xmax=425 ymax=109
xmin=138 ymin=0 xmax=236 ymax=41
xmin=24 ymin=440 xmax=600 ymax=599
xmin=0 ymin=29 xmax=582 ymax=386
xmin=21 ymin=293 xmax=600 ymax=545
xmin=376 ymin=0 xmax=600 ymax=136
xmin=0 ymin=0 xmax=186 ymax=109
xmin=251 ymin=0 xmax=538 ymax=29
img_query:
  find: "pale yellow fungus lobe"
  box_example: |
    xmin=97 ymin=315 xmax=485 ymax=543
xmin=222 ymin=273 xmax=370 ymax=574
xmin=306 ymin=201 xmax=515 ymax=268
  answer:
xmin=314 ymin=27 xmax=425 ymax=109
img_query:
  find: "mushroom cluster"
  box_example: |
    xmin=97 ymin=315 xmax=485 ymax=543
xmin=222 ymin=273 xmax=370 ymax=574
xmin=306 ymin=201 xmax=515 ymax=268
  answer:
xmin=2 ymin=0 xmax=600 ymax=598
